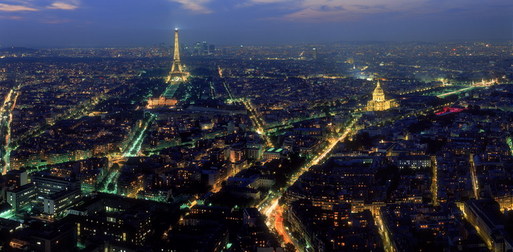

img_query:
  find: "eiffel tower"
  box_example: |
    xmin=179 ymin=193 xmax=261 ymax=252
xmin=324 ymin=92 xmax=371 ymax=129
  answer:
xmin=166 ymin=28 xmax=189 ymax=84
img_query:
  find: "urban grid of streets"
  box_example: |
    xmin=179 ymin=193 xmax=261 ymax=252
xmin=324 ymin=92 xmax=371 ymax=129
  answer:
xmin=0 ymin=70 xmax=494 ymax=250
xmin=0 ymin=42 xmax=509 ymax=251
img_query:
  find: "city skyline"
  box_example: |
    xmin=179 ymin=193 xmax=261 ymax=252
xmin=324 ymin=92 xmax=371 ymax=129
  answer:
xmin=2 ymin=1 xmax=513 ymax=251
xmin=1 ymin=21 xmax=513 ymax=251
xmin=1 ymin=0 xmax=513 ymax=47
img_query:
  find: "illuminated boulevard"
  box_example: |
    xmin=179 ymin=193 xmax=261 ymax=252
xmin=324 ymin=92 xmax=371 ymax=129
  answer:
xmin=435 ymin=79 xmax=496 ymax=98
xmin=0 ymin=86 xmax=20 ymax=175
xmin=98 ymin=112 xmax=156 ymax=195
xmin=259 ymin=116 xmax=360 ymax=250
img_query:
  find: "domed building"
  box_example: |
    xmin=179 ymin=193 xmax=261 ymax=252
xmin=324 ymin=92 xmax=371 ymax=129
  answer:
xmin=366 ymin=81 xmax=398 ymax=111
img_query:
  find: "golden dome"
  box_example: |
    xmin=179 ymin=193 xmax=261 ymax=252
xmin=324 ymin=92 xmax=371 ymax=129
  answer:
xmin=372 ymin=81 xmax=385 ymax=102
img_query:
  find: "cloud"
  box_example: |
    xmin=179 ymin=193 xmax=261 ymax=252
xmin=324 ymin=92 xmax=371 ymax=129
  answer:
xmin=287 ymin=0 xmax=421 ymax=21
xmin=245 ymin=0 xmax=291 ymax=4
xmin=241 ymin=0 xmax=513 ymax=22
xmin=47 ymin=2 xmax=79 ymax=10
xmin=240 ymin=0 xmax=420 ymax=22
xmin=168 ymin=0 xmax=212 ymax=14
xmin=42 ymin=17 xmax=72 ymax=23
xmin=235 ymin=0 xmax=292 ymax=8
xmin=0 ymin=3 xmax=38 ymax=12
xmin=0 ymin=0 xmax=80 ymax=12
xmin=0 ymin=15 xmax=24 ymax=20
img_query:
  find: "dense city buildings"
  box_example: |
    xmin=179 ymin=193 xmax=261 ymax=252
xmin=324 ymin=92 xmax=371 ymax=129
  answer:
xmin=0 ymin=27 xmax=513 ymax=251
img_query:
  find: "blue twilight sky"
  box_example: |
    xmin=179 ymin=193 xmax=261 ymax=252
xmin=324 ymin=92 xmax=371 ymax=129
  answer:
xmin=0 ymin=0 xmax=512 ymax=47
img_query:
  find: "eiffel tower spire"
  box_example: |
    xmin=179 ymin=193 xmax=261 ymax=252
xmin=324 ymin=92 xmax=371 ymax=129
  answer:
xmin=167 ymin=28 xmax=189 ymax=83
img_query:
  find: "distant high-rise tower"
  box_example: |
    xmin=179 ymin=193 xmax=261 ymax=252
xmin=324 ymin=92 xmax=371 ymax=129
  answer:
xmin=166 ymin=28 xmax=189 ymax=84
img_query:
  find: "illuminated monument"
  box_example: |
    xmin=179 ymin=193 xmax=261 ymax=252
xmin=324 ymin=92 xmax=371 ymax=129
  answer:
xmin=366 ymin=81 xmax=397 ymax=111
xmin=166 ymin=28 xmax=189 ymax=84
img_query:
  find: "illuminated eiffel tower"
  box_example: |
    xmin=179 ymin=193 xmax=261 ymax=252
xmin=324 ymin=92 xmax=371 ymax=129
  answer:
xmin=166 ymin=28 xmax=189 ymax=84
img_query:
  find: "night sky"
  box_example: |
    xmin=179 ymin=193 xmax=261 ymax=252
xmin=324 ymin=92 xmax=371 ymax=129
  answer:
xmin=1 ymin=0 xmax=513 ymax=47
